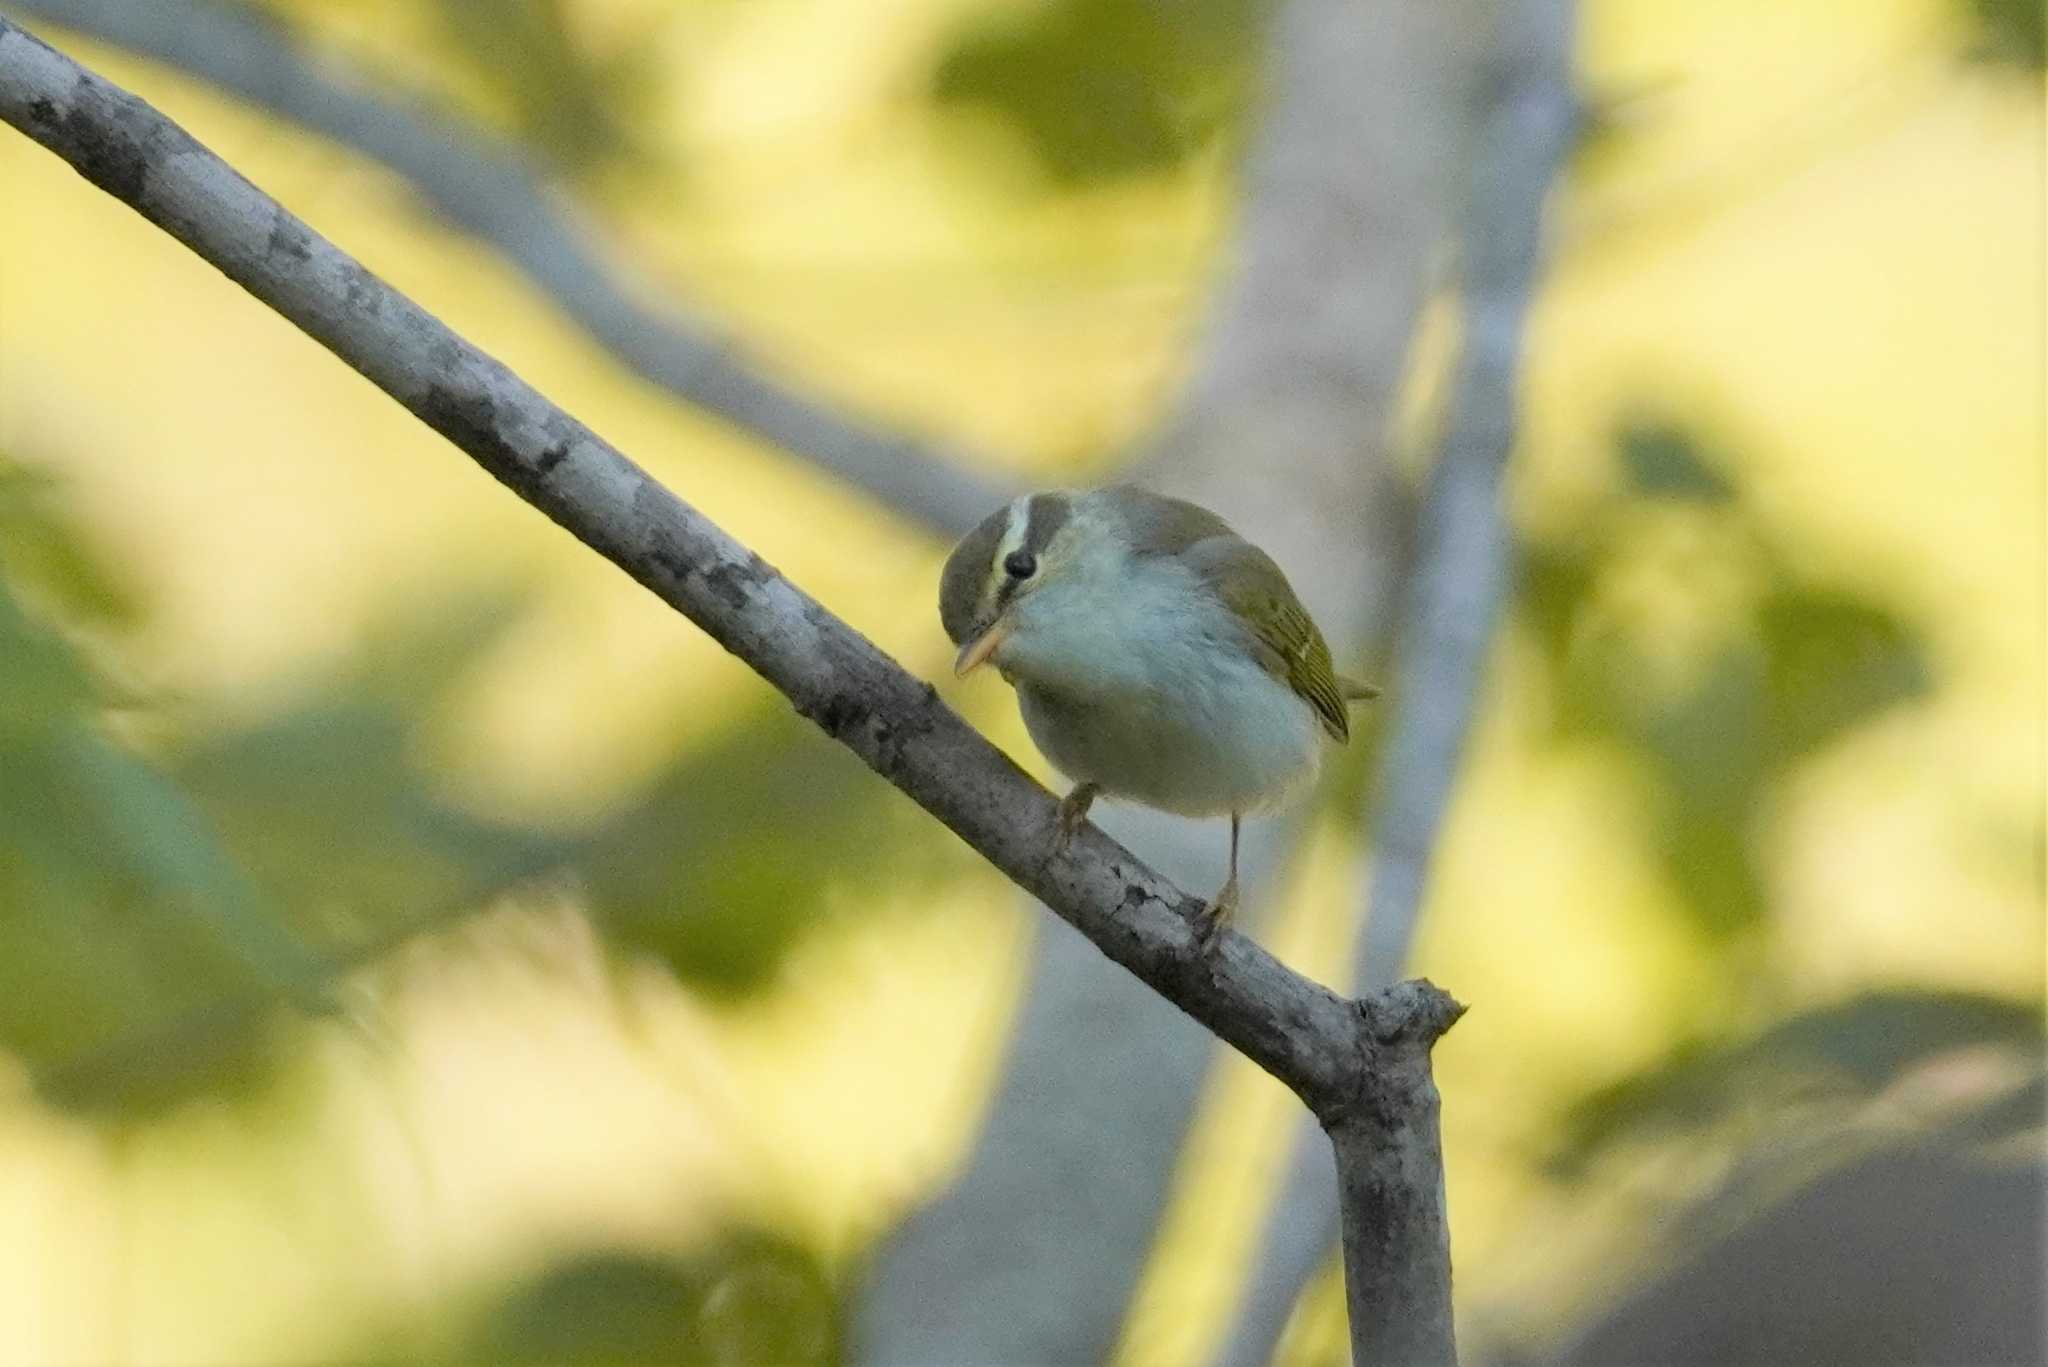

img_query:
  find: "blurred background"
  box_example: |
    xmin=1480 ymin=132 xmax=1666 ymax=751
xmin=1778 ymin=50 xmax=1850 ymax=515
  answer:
xmin=0 ymin=0 xmax=2040 ymax=1363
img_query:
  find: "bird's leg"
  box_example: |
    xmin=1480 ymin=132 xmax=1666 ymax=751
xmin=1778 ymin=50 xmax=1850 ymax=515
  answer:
xmin=1199 ymin=812 xmax=1242 ymax=951
xmin=1053 ymin=781 xmax=1102 ymax=853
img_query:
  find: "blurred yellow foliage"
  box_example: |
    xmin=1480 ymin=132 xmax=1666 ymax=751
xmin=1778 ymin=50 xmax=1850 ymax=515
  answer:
xmin=0 ymin=0 xmax=2038 ymax=1362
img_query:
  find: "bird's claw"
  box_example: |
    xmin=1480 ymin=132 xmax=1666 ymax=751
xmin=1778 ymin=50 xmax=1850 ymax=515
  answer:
xmin=1052 ymin=782 xmax=1101 ymax=854
xmin=1196 ymin=876 xmax=1238 ymax=953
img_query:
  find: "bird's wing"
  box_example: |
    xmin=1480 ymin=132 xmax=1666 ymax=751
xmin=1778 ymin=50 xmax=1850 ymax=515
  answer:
xmin=1186 ymin=536 xmax=1351 ymax=743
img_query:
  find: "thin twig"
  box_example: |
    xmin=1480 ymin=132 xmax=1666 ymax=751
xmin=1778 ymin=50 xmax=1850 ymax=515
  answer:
xmin=0 ymin=0 xmax=1016 ymax=537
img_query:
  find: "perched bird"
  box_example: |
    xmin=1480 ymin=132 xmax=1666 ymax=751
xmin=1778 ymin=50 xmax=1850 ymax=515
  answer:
xmin=939 ymin=484 xmax=1376 ymax=940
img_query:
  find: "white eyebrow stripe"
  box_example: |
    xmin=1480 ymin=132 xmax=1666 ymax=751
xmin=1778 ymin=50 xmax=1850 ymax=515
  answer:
xmin=985 ymin=494 xmax=1032 ymax=601
xmin=996 ymin=496 xmax=1031 ymax=562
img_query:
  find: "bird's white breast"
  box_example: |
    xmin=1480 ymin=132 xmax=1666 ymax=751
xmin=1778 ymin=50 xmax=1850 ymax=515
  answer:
xmin=995 ymin=551 xmax=1323 ymax=817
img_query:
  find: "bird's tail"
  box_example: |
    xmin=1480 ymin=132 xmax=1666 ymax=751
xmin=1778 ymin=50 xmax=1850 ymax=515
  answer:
xmin=1339 ymin=675 xmax=1381 ymax=703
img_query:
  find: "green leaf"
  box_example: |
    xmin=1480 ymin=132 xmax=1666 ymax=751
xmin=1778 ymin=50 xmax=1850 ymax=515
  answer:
xmin=169 ymin=582 xmax=566 ymax=941
xmin=0 ymin=459 xmax=139 ymax=627
xmin=0 ymin=571 xmax=325 ymax=1087
xmin=1640 ymin=646 xmax=1769 ymax=819
xmin=1515 ymin=538 xmax=1601 ymax=692
xmin=1513 ymin=416 xmax=1937 ymax=943
xmin=340 ymin=1231 xmax=837 ymax=1367
xmin=1958 ymin=0 xmax=2045 ymax=70
xmin=932 ymin=0 xmax=1263 ymax=184
xmin=1757 ymin=584 xmax=1933 ymax=762
xmin=0 ymin=577 xmax=101 ymax=739
xmin=0 ymin=716 xmax=322 ymax=1095
xmin=0 ymin=577 xmax=559 ymax=1117
xmin=174 ymin=699 xmax=566 ymax=940
xmin=1549 ymin=988 xmax=2045 ymax=1173
xmin=1617 ymin=419 xmax=1738 ymax=504
xmin=582 ymin=701 xmax=972 ymax=998
xmin=54 ymin=725 xmax=330 ymax=1000
xmin=1754 ymin=988 xmax=2043 ymax=1090
xmin=465 ymin=1235 xmax=834 ymax=1367
xmin=423 ymin=0 xmax=661 ymax=175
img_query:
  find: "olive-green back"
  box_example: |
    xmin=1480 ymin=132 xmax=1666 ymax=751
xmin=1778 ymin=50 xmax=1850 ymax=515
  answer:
xmin=1112 ymin=486 xmax=1352 ymax=742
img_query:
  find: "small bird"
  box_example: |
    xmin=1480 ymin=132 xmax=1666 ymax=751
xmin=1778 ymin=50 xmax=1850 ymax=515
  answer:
xmin=939 ymin=484 xmax=1376 ymax=941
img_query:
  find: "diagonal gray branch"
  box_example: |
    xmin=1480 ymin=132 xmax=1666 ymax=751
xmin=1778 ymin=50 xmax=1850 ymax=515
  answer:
xmin=0 ymin=20 xmax=1466 ymax=1361
xmin=1217 ymin=3 xmax=1580 ymax=1362
xmin=0 ymin=0 xmax=1015 ymax=538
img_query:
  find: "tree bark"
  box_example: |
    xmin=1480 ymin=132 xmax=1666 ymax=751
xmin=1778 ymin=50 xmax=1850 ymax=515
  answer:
xmin=0 ymin=19 xmax=1468 ymax=1361
xmin=1325 ymin=984 xmax=1467 ymax=1365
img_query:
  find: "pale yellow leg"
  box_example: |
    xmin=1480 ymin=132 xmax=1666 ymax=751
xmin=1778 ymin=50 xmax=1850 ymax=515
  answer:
xmin=1053 ymin=781 xmax=1102 ymax=853
xmin=1198 ymin=813 xmax=1242 ymax=950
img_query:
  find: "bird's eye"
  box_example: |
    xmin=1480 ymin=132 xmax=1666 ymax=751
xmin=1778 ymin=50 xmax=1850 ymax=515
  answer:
xmin=1003 ymin=551 xmax=1037 ymax=579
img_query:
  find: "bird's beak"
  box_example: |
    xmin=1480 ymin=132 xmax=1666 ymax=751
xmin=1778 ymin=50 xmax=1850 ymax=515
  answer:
xmin=954 ymin=619 xmax=1009 ymax=677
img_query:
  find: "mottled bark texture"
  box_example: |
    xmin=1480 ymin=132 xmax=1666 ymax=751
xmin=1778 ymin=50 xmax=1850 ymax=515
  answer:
xmin=1330 ymin=984 xmax=1468 ymax=1365
xmin=3 ymin=0 xmax=1014 ymax=538
xmin=0 ymin=20 xmax=1467 ymax=1364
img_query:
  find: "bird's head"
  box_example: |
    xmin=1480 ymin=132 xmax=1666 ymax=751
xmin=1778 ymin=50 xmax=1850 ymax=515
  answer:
xmin=938 ymin=490 xmax=1101 ymax=677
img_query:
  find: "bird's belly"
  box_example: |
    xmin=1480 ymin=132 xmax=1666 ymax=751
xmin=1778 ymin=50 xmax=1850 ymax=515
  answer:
xmin=1016 ymin=665 xmax=1322 ymax=818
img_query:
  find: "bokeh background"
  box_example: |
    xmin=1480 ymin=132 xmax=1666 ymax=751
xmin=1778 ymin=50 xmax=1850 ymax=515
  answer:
xmin=0 ymin=0 xmax=2041 ymax=1363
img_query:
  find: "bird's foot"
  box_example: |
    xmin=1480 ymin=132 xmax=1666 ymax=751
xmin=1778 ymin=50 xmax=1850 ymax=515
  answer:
xmin=1052 ymin=782 xmax=1101 ymax=854
xmin=1197 ymin=875 xmax=1238 ymax=953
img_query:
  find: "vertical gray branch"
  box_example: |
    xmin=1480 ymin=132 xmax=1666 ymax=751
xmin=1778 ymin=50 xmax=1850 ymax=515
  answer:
xmin=2 ymin=0 xmax=1015 ymax=537
xmin=1367 ymin=0 xmax=1579 ymax=985
xmin=1330 ymin=984 xmax=1467 ymax=1366
xmin=855 ymin=2 xmax=1465 ymax=1362
xmin=1220 ymin=1 xmax=1580 ymax=1362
